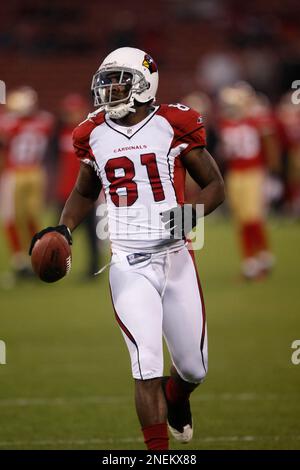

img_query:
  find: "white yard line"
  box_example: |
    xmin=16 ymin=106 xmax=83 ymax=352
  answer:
xmin=0 ymin=393 xmax=294 ymax=407
xmin=0 ymin=396 xmax=131 ymax=406
xmin=0 ymin=435 xmax=299 ymax=448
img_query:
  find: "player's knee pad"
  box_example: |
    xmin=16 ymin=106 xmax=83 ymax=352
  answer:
xmin=175 ymin=357 xmax=208 ymax=384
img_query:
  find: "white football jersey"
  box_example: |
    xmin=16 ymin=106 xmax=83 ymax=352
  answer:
xmin=73 ymin=104 xmax=206 ymax=251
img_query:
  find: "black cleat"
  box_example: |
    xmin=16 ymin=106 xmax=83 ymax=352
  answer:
xmin=162 ymin=376 xmax=193 ymax=443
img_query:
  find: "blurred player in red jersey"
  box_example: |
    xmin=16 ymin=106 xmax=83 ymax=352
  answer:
xmin=218 ymin=82 xmax=279 ymax=280
xmin=0 ymin=87 xmax=53 ymax=278
xmin=277 ymin=92 xmax=300 ymax=218
xmin=49 ymin=94 xmax=101 ymax=277
xmin=29 ymin=47 xmax=225 ymax=450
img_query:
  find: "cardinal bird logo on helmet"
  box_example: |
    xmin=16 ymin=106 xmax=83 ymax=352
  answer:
xmin=142 ymin=54 xmax=158 ymax=74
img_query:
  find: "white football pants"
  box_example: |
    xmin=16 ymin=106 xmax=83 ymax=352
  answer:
xmin=109 ymin=245 xmax=208 ymax=383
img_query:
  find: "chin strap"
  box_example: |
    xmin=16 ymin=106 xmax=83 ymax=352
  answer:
xmin=105 ymin=93 xmax=137 ymax=119
xmin=105 ymin=102 xmax=136 ymax=119
xmin=88 ymin=97 xmax=137 ymax=120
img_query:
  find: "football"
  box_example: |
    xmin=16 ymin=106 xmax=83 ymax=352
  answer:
xmin=31 ymin=232 xmax=72 ymax=283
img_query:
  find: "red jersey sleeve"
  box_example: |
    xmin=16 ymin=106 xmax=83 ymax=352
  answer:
xmin=72 ymin=112 xmax=105 ymax=162
xmin=72 ymin=118 xmax=97 ymax=164
xmin=157 ymin=104 xmax=207 ymax=156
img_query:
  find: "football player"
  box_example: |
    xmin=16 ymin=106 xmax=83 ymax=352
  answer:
xmin=218 ymin=82 xmax=278 ymax=280
xmin=0 ymin=86 xmax=53 ymax=278
xmin=276 ymin=92 xmax=300 ymax=217
xmin=29 ymin=48 xmax=225 ymax=450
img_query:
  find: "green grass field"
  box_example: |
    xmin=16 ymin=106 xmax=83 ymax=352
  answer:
xmin=0 ymin=215 xmax=300 ymax=450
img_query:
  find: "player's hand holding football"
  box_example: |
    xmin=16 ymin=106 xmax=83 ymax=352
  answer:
xmin=160 ymin=205 xmax=197 ymax=239
xmin=29 ymin=225 xmax=72 ymax=255
xmin=29 ymin=225 xmax=73 ymax=283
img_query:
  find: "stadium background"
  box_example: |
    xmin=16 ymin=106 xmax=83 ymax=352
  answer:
xmin=0 ymin=0 xmax=300 ymax=450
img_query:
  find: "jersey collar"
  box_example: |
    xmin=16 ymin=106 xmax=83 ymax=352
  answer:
xmin=104 ymin=106 xmax=160 ymax=140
